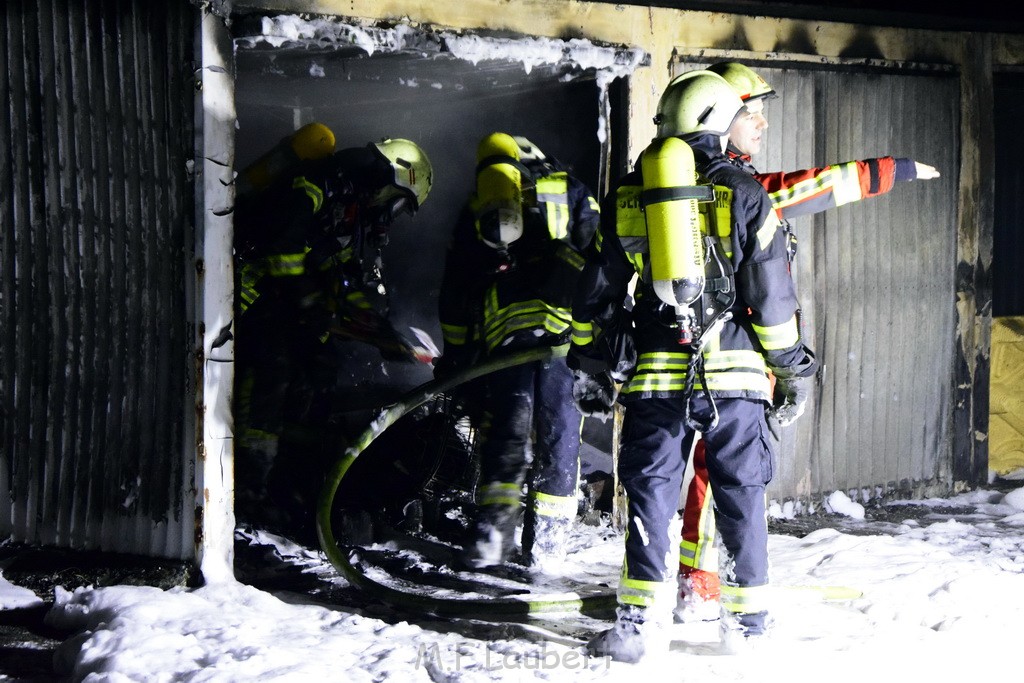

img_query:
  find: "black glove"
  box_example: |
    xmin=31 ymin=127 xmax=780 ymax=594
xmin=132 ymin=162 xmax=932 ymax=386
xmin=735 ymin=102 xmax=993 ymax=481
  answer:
xmin=572 ymin=369 xmax=617 ymax=421
xmin=769 ymin=374 xmax=814 ymax=427
xmin=768 ymin=348 xmax=818 ymax=428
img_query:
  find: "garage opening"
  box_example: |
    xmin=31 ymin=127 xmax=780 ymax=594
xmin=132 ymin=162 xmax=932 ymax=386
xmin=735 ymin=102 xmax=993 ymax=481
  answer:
xmin=229 ymin=13 xmax=642 ymax=537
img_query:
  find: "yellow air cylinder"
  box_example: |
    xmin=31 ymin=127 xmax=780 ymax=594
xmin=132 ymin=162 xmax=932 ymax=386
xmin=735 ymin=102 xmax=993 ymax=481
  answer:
xmin=237 ymin=122 xmax=336 ymax=198
xmin=474 ymin=132 xmax=523 ymax=248
xmin=641 ymin=136 xmax=705 ymax=309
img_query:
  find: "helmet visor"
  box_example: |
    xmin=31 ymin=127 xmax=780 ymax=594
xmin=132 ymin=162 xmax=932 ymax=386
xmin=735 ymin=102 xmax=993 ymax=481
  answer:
xmin=370 ymin=187 xmax=415 ymax=226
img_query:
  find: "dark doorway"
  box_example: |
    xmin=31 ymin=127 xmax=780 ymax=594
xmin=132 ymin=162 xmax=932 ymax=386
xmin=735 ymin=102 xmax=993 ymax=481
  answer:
xmin=994 ymin=73 xmax=1024 ymax=317
xmin=234 ymin=43 xmax=605 ymax=403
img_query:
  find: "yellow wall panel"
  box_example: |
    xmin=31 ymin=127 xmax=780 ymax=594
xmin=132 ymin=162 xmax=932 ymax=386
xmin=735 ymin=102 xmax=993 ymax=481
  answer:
xmin=990 ymin=317 xmax=1024 ymax=476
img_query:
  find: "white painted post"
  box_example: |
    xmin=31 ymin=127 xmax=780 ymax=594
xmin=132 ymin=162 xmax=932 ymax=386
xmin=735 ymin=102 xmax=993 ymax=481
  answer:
xmin=193 ymin=6 xmax=237 ymax=584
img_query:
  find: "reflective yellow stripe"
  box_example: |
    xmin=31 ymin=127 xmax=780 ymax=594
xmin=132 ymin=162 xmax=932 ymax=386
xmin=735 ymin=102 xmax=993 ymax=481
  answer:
xmin=634 ymin=352 xmax=694 ymax=372
xmin=265 ymin=252 xmax=306 ymax=277
xmin=702 ymin=350 xmax=768 ymax=372
xmin=483 ymin=295 xmax=571 ymax=351
xmin=679 ymin=489 xmax=717 ymax=571
xmin=720 ymin=583 xmax=771 ymax=614
xmin=769 ymin=168 xmax=836 ymax=210
xmin=530 ymin=491 xmax=577 ymax=519
xmin=571 ymin=319 xmax=594 ymax=346
xmin=624 ymin=350 xmax=770 ymax=396
xmin=622 ymin=371 xmax=770 ymax=396
xmin=700 ymin=372 xmax=772 ymax=394
xmin=292 ymin=175 xmax=324 ymax=213
xmin=345 ymin=290 xmax=372 ymax=309
xmin=317 ymin=247 xmax=353 ymax=272
xmin=588 ymin=196 xmax=600 ymax=212
xmin=633 ymin=350 xmax=767 ymax=371
xmin=751 ymin=314 xmax=799 ymax=351
xmin=479 ymin=482 xmax=522 ymax=508
xmin=555 ymin=243 xmax=585 ymax=270
xmin=679 ymin=540 xmax=698 ymax=565
xmin=484 ymin=299 xmax=571 ymax=333
xmin=755 ymin=210 xmax=781 ymax=251
xmin=618 ymin=575 xmax=663 ymax=608
xmin=830 ymin=161 xmax=863 ymax=207
xmin=441 ymin=323 xmax=468 ymax=346
xmin=239 ymin=284 xmax=259 ymax=313
xmin=621 ymin=375 xmax=693 ymax=394
xmin=238 ymin=262 xmax=263 ymax=313
xmin=536 ymin=173 xmax=569 ymax=240
xmin=486 ymin=314 xmax=570 ymax=350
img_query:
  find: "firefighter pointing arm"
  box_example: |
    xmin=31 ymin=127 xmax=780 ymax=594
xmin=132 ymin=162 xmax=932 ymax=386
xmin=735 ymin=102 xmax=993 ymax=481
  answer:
xmin=675 ymin=62 xmax=941 ymax=622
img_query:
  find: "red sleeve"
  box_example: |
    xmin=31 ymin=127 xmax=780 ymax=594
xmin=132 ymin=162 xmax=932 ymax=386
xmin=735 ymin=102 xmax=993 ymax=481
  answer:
xmin=754 ymin=157 xmax=898 ymax=220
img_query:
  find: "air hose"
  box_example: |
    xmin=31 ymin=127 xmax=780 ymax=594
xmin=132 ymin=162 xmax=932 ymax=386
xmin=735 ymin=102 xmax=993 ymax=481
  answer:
xmin=315 ymin=344 xmax=617 ymax=618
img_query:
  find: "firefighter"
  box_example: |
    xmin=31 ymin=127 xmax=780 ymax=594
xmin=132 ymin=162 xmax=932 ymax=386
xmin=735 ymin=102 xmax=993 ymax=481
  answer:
xmin=233 ymin=135 xmax=433 ymax=531
xmin=674 ymin=62 xmax=941 ymax=621
xmin=571 ymin=71 xmax=818 ymax=661
xmin=435 ymin=132 xmax=600 ymax=572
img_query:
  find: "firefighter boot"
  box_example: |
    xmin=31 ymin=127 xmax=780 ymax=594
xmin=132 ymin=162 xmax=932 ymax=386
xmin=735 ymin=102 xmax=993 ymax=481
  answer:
xmin=521 ymin=513 xmax=573 ymax=575
xmin=719 ymin=609 xmax=772 ymax=654
xmin=673 ymin=566 xmax=721 ymax=623
xmin=587 ymin=604 xmax=669 ymax=664
xmin=460 ymin=504 xmax=520 ymax=570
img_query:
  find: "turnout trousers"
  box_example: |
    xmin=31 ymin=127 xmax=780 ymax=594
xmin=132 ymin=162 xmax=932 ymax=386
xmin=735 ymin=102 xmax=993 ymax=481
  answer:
xmin=617 ymin=395 xmax=774 ymax=608
xmin=477 ymin=355 xmax=582 ymax=509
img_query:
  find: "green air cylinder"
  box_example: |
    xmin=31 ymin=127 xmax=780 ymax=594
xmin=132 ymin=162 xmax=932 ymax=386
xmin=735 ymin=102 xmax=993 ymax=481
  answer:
xmin=641 ymin=136 xmax=705 ymax=310
xmin=237 ymin=122 xmax=337 ymax=199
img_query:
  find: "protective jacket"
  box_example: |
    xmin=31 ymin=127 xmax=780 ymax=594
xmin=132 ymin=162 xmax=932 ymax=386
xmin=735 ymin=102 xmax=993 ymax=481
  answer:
xmin=438 ymin=167 xmax=600 ymax=360
xmin=569 ymin=134 xmax=814 ymax=405
xmin=729 ymin=148 xmax=919 ymax=220
xmin=235 ymin=147 xmax=394 ymax=322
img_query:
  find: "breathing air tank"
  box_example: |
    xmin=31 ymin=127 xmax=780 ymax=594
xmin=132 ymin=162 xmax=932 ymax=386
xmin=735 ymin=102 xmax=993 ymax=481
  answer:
xmin=641 ymin=136 xmax=706 ymax=342
xmin=474 ymin=132 xmax=524 ymax=250
xmin=236 ymin=122 xmax=337 ymax=198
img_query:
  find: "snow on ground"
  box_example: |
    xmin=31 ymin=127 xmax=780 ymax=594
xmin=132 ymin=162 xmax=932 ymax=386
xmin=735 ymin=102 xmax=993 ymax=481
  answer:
xmin=15 ymin=487 xmax=1024 ymax=681
xmin=0 ymin=573 xmax=44 ymax=610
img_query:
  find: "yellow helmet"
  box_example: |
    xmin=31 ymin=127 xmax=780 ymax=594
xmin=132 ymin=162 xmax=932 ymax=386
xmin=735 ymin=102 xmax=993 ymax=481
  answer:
xmin=707 ymin=62 xmax=776 ymax=102
xmin=477 ymin=131 xmax=520 ymax=163
xmin=474 ymin=132 xmax=525 ymax=250
xmin=371 ymin=138 xmax=433 ymax=211
xmin=654 ymin=70 xmax=745 ymax=138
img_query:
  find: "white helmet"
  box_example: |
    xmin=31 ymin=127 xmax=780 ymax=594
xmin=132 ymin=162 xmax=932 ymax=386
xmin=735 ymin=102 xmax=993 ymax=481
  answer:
xmin=654 ymin=70 xmax=745 ymax=138
xmin=371 ymin=138 xmax=433 ymax=211
xmin=511 ymin=135 xmax=547 ymax=165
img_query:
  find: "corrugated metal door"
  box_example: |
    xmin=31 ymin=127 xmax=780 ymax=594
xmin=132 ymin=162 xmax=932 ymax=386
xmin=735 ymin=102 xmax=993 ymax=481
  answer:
xmin=673 ymin=61 xmax=960 ymax=506
xmin=0 ymin=0 xmax=195 ymax=557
